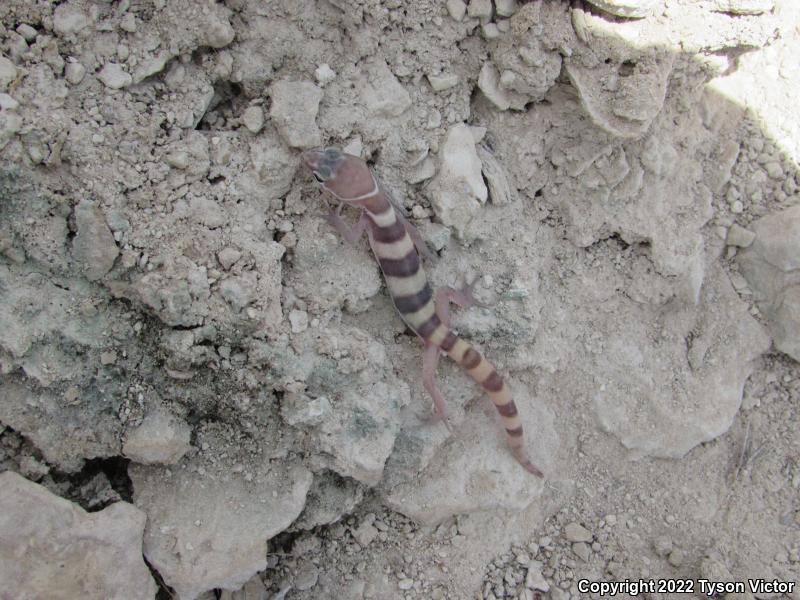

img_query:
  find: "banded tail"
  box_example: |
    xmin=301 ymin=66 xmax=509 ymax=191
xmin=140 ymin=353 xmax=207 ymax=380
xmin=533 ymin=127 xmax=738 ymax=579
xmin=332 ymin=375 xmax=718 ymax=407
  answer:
xmin=302 ymin=146 xmax=543 ymax=477
xmin=428 ymin=325 xmax=543 ymax=477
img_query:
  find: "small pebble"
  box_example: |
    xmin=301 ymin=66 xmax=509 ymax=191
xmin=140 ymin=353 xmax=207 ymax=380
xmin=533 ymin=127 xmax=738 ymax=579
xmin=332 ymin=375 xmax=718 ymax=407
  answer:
xmin=65 ymin=61 xmax=86 ymax=85
xmin=241 ymin=105 xmax=264 ymax=134
xmin=315 ymin=63 xmax=336 ymax=85
xmin=16 ymin=24 xmax=38 ymax=42
xmin=726 ymin=224 xmax=756 ymax=247
xmin=446 ymin=0 xmax=467 ymax=21
xmin=398 ymin=578 xmax=414 ymax=590
xmin=100 ymin=350 xmax=117 ymax=365
xmin=564 ymin=523 xmax=592 ymax=543
xmin=289 ymin=309 xmax=309 ymax=333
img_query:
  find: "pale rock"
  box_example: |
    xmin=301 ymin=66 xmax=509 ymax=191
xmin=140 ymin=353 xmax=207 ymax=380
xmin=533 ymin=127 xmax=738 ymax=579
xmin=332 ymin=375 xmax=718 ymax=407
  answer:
xmin=0 ymin=93 xmax=19 ymax=110
xmin=294 ymin=472 xmax=365 ymax=529
xmin=712 ymin=0 xmax=774 ymax=14
xmin=123 ymin=409 xmax=192 ymax=465
xmin=352 ymin=520 xmax=379 ymax=547
xmin=477 ymin=146 xmax=514 ymax=205
xmin=53 ymin=2 xmax=90 ymax=36
xmin=407 ymin=156 xmax=436 ymax=184
xmin=189 ymin=196 xmax=226 ymax=229
xmin=97 ymin=62 xmax=132 ymax=89
xmin=131 ymin=458 xmax=312 ymax=599
xmin=0 ymin=472 xmax=156 ymax=600
xmin=478 ymin=62 xmax=527 ymax=111
xmin=132 ymin=50 xmax=171 ymax=84
xmin=482 ymin=22 xmax=501 ymax=39
xmin=219 ymin=271 xmax=258 ymax=311
xmin=16 ymin=24 xmax=38 ymax=42
xmin=495 ymin=0 xmax=518 ymax=17
xmin=200 ymin=12 xmax=235 ymax=48
xmin=573 ymin=542 xmax=591 ymax=561
xmin=0 ymin=382 xmax=122 ymax=471
xmin=727 ymin=224 xmax=756 ymax=248
xmin=593 ymin=266 xmax=770 ymax=457
xmin=165 ymin=150 xmax=189 ymax=169
xmin=382 ymin=396 xmax=555 ymax=524
xmin=120 ymin=13 xmax=137 ymax=33
xmin=217 ymin=247 xmax=242 ymax=270
xmin=318 ymin=377 xmax=408 ymax=484
xmin=0 ymin=56 xmax=17 ymax=91
xmin=525 ymin=560 xmax=550 ymax=592
xmin=315 ymin=63 xmax=336 ymax=85
xmin=564 ymin=522 xmax=592 ymax=542
xmin=270 ymin=80 xmax=323 ymax=148
xmin=72 ymin=200 xmax=119 ymax=281
xmin=241 ymin=105 xmax=264 ymax=133
xmin=0 ymin=111 xmax=22 ymax=150
xmin=289 ymin=309 xmax=309 ymax=333
xmin=64 ymin=61 xmax=86 ymax=85
xmin=429 ymin=124 xmax=487 ymax=239
xmin=427 ymin=73 xmax=459 ymax=92
xmin=468 ymin=0 xmax=493 ymax=19
xmin=361 ymin=60 xmax=411 ymax=117
xmin=584 ymin=0 xmax=660 ymax=18
xmin=281 ymin=392 xmax=332 ymax=427
xmin=446 ymin=0 xmax=468 ymax=21
xmin=564 ymin=19 xmax=675 ymax=138
xmin=738 ymin=204 xmax=800 ymax=361
xmin=294 ymin=562 xmax=319 ymax=591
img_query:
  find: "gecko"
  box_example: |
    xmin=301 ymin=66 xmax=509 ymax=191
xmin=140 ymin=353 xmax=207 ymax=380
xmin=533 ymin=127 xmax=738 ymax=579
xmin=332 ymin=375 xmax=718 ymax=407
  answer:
xmin=302 ymin=147 xmax=543 ymax=477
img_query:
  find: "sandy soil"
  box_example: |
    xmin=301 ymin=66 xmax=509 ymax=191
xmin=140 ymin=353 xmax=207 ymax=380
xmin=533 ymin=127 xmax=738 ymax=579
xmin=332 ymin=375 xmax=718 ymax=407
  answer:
xmin=0 ymin=0 xmax=798 ymax=599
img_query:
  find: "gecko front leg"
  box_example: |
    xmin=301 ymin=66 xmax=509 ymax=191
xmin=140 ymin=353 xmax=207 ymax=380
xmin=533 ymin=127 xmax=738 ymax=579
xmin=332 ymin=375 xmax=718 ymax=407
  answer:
xmin=323 ymin=206 xmax=369 ymax=244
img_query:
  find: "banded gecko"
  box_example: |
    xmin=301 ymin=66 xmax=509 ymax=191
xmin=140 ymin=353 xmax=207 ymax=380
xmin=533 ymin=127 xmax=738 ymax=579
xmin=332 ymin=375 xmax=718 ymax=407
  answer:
xmin=302 ymin=147 xmax=543 ymax=477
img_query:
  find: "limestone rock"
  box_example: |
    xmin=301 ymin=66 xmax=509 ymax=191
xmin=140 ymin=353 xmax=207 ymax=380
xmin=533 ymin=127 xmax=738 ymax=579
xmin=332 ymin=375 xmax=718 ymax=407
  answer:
xmin=131 ymin=458 xmax=312 ymax=599
xmin=0 ymin=472 xmax=156 ymax=600
xmin=269 ymin=80 xmax=323 ymax=148
xmin=0 ymin=382 xmax=122 ymax=472
xmin=592 ymin=265 xmax=770 ymax=457
xmin=478 ymin=62 xmax=527 ymax=111
xmin=584 ymin=0 xmax=660 ymax=18
xmin=360 ymin=60 xmax=411 ymax=118
xmin=97 ymin=63 xmax=132 ymax=90
xmin=712 ymin=0 xmax=774 ymax=15
xmin=294 ymin=472 xmax=365 ymax=529
xmin=382 ymin=394 xmax=556 ymax=525
xmin=72 ymin=200 xmax=119 ymax=281
xmin=429 ymin=123 xmax=487 ymax=239
xmin=123 ymin=409 xmax=192 ymax=465
xmin=447 ymin=0 xmax=467 ymax=21
xmin=567 ymin=5 xmax=675 ymax=138
xmin=738 ymin=204 xmax=800 ymax=361
xmin=53 ymin=2 xmax=91 ymax=36
xmin=0 ymin=56 xmax=17 ymax=91
xmin=241 ymin=105 xmax=264 ymax=134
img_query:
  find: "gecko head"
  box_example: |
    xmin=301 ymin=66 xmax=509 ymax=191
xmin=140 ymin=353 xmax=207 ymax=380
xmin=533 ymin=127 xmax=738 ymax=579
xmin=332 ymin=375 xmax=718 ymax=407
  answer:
xmin=302 ymin=147 xmax=345 ymax=185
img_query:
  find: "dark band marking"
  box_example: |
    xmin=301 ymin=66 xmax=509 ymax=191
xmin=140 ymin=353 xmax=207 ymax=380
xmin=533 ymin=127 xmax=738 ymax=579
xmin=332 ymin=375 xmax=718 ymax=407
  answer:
xmin=462 ymin=348 xmax=481 ymax=370
xmin=506 ymin=426 xmax=523 ymax=437
xmin=497 ymin=401 xmax=518 ymax=418
xmin=370 ymin=219 xmax=406 ymax=243
xmin=394 ymin=283 xmax=432 ymax=315
xmin=482 ymin=370 xmax=504 ymax=392
xmin=415 ymin=313 xmax=441 ymax=339
xmin=439 ymin=330 xmax=458 ymax=352
xmin=379 ymin=250 xmax=420 ymax=278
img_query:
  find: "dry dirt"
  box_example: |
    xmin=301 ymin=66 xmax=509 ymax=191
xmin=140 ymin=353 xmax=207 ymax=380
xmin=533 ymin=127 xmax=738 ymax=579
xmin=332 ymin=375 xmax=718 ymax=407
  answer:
xmin=0 ymin=1 xmax=798 ymax=599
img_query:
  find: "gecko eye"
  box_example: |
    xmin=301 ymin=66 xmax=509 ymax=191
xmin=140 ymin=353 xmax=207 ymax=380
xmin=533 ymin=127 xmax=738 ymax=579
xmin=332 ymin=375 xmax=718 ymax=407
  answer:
xmin=324 ymin=148 xmax=341 ymax=159
xmin=313 ymin=164 xmax=331 ymax=182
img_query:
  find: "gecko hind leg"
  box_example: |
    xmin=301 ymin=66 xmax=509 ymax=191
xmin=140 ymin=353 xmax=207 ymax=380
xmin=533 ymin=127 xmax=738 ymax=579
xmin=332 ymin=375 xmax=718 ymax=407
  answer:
xmin=419 ymin=343 xmax=453 ymax=432
xmin=433 ymin=283 xmax=483 ymax=328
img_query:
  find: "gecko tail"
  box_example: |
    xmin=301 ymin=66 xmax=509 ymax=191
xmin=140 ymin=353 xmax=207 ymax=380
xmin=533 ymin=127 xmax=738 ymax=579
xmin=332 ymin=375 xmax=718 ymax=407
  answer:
xmin=438 ymin=330 xmax=544 ymax=478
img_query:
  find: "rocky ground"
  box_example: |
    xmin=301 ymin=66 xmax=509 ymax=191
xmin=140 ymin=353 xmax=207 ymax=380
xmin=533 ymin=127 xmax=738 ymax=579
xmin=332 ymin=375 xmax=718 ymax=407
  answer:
xmin=0 ymin=0 xmax=799 ymax=598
